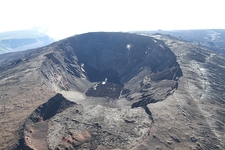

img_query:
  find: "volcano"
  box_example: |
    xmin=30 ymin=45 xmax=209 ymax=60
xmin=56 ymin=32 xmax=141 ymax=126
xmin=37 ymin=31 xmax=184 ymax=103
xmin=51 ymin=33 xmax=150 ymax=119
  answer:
xmin=0 ymin=32 xmax=224 ymax=149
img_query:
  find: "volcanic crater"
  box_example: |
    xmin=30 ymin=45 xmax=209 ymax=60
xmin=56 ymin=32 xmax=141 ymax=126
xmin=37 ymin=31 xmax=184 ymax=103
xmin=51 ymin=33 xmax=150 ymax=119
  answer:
xmin=66 ymin=32 xmax=182 ymax=103
xmin=18 ymin=32 xmax=183 ymax=149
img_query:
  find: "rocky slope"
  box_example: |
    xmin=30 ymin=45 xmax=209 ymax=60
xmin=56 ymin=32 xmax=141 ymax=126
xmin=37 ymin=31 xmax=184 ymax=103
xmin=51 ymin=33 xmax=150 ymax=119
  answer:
xmin=144 ymin=34 xmax=225 ymax=149
xmin=0 ymin=32 xmax=224 ymax=149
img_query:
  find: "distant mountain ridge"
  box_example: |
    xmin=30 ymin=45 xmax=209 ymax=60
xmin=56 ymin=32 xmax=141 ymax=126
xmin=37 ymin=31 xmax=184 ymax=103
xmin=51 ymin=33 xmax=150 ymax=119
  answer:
xmin=0 ymin=29 xmax=54 ymax=54
xmin=135 ymin=29 xmax=225 ymax=55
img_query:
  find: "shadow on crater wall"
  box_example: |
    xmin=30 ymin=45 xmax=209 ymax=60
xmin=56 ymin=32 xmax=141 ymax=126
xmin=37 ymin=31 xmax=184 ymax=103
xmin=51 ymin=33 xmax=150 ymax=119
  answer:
xmin=64 ymin=32 xmax=183 ymax=100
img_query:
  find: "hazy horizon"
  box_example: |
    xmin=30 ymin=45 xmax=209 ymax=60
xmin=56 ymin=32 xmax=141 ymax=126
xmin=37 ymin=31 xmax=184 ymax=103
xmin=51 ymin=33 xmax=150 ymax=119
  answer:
xmin=1 ymin=0 xmax=224 ymax=40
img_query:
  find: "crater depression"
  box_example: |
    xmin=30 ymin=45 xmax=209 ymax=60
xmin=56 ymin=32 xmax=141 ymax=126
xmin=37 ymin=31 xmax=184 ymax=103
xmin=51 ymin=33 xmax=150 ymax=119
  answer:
xmin=42 ymin=32 xmax=182 ymax=107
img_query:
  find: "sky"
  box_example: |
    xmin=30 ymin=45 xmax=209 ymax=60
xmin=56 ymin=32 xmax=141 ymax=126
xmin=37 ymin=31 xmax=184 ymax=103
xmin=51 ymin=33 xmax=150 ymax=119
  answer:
xmin=0 ymin=0 xmax=225 ymax=40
